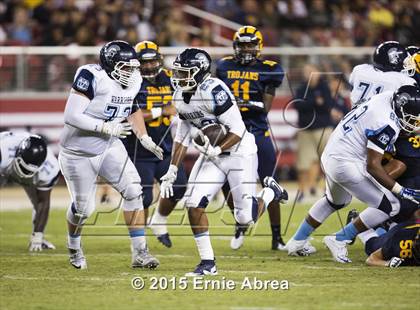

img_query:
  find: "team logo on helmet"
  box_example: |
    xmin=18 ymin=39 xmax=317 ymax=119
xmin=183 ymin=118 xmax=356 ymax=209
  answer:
xmin=388 ymin=48 xmax=403 ymax=65
xmin=195 ymin=53 xmax=210 ymax=70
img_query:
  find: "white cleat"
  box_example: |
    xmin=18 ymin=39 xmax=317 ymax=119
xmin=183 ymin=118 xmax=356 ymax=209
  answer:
xmin=323 ymin=235 xmax=352 ymax=263
xmin=230 ymin=231 xmax=245 ymax=250
xmin=69 ymin=248 xmax=87 ymax=270
xmin=132 ymin=247 xmax=160 ymax=269
xmin=286 ymin=238 xmax=317 ymax=256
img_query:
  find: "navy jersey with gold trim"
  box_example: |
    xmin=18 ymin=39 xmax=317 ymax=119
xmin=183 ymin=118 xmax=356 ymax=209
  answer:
xmin=216 ymin=57 xmax=284 ymax=132
xmin=394 ymin=134 xmax=420 ymax=182
xmin=125 ymin=69 xmax=174 ymax=161
xmin=381 ymin=220 xmax=420 ymax=266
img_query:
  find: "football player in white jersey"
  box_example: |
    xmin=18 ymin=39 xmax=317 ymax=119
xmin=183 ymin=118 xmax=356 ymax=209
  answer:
xmin=159 ymin=48 xmax=288 ymax=276
xmin=286 ymin=85 xmax=420 ymax=262
xmin=349 ymin=41 xmax=416 ymax=107
xmin=59 ymin=41 xmax=164 ymax=270
xmin=0 ymin=132 xmax=59 ymax=251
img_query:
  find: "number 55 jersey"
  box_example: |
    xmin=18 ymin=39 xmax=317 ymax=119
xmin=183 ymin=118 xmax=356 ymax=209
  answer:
xmin=322 ymin=91 xmax=401 ymax=165
xmin=60 ymin=64 xmax=141 ymax=156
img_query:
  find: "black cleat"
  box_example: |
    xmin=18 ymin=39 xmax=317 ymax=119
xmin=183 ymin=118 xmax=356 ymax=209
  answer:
xmin=346 ymin=209 xmax=359 ymax=245
xmin=157 ymin=233 xmax=172 ymax=248
xmin=272 ymin=237 xmax=286 ymax=251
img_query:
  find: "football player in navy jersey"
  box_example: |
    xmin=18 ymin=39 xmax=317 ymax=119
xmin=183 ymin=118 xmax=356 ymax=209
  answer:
xmin=216 ymin=26 xmax=286 ymax=251
xmin=123 ymin=41 xmax=187 ymax=248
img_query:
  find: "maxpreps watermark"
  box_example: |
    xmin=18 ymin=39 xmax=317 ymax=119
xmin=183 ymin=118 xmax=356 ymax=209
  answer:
xmin=131 ymin=276 xmax=289 ymax=291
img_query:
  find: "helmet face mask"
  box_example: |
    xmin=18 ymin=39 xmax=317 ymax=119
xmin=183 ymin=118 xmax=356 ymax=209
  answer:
xmin=140 ymin=59 xmax=162 ymax=80
xmin=233 ymin=26 xmax=263 ymax=65
xmin=401 ymin=55 xmax=416 ymax=77
xmin=100 ymin=41 xmax=140 ymax=87
xmin=13 ymin=157 xmax=39 ymax=178
xmin=171 ymin=64 xmax=200 ymax=91
xmin=110 ymin=59 xmax=140 ymax=87
xmin=171 ymin=48 xmax=211 ymax=91
xmin=12 ymin=135 xmax=47 ymax=179
xmin=135 ymin=41 xmax=163 ymax=81
xmin=392 ymin=86 xmax=420 ymax=134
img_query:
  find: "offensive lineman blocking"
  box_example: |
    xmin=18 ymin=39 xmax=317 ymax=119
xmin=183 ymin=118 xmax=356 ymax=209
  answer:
xmin=59 ymin=40 xmax=163 ymax=269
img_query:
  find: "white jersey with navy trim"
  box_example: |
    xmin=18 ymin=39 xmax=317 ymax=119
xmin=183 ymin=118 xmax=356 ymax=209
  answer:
xmin=173 ymin=77 xmax=257 ymax=155
xmin=60 ymin=64 xmax=142 ymax=156
xmin=322 ymin=91 xmax=400 ymax=166
xmin=0 ymin=131 xmax=60 ymax=190
xmin=349 ymin=64 xmax=416 ymax=107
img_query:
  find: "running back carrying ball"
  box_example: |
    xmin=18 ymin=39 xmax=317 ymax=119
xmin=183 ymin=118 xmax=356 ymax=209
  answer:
xmin=194 ymin=123 xmax=228 ymax=146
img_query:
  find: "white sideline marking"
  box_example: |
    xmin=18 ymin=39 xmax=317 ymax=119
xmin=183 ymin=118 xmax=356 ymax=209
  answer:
xmin=304 ymin=265 xmax=361 ymax=271
xmin=2 ymin=275 xmax=126 ymax=282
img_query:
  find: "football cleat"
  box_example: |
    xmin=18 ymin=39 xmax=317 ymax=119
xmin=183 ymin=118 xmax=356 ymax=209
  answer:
xmin=272 ymin=237 xmax=287 ymax=251
xmin=185 ymin=260 xmax=218 ymax=277
xmin=230 ymin=225 xmax=247 ymax=250
xmin=157 ymin=233 xmax=172 ymax=248
xmin=286 ymin=238 xmax=317 ymax=256
xmin=323 ymin=235 xmax=352 ymax=263
xmin=132 ymin=247 xmax=160 ymax=269
xmin=346 ymin=209 xmax=359 ymax=245
xmin=263 ymin=177 xmax=288 ymax=203
xmin=69 ymin=248 xmax=87 ymax=270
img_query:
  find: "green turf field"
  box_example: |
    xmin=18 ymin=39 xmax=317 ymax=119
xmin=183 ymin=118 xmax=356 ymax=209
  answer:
xmin=1 ymin=193 xmax=419 ymax=310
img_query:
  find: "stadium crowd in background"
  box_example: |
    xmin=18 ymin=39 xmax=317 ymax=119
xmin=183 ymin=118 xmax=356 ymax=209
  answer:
xmin=0 ymin=0 xmax=419 ymax=48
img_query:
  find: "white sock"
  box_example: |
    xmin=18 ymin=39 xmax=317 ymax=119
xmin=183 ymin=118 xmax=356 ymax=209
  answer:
xmin=194 ymin=231 xmax=214 ymax=261
xmin=357 ymin=229 xmax=378 ymax=245
xmin=131 ymin=236 xmax=147 ymax=251
xmin=150 ymin=210 xmax=168 ymax=236
xmin=258 ymin=188 xmax=275 ymax=208
xmin=68 ymin=234 xmax=81 ymax=250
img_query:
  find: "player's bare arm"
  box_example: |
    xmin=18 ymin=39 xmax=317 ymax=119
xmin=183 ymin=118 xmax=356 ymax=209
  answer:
xmin=383 ymin=158 xmax=407 ymax=180
xmin=366 ymin=148 xmax=399 ymax=190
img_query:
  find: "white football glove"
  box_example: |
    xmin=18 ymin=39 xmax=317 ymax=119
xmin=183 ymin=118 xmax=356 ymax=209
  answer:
xmin=101 ymin=121 xmax=132 ymax=138
xmin=140 ymin=135 xmax=164 ymax=160
xmin=29 ymin=232 xmax=43 ymax=252
xmin=192 ymin=135 xmax=222 ymax=159
xmin=160 ymin=164 xmax=178 ymax=198
xmin=387 ymin=257 xmax=403 ymax=268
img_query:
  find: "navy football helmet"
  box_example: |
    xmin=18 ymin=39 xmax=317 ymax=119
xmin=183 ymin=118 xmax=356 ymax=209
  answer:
xmin=392 ymin=85 xmax=420 ymax=133
xmin=373 ymin=41 xmax=415 ymax=76
xmin=171 ymin=48 xmax=211 ymax=91
xmin=99 ymin=40 xmax=140 ymax=87
xmin=134 ymin=40 xmax=163 ymax=80
xmin=13 ymin=135 xmax=47 ymax=178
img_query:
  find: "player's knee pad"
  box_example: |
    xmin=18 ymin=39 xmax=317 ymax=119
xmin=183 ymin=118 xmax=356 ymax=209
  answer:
xmin=359 ymin=207 xmax=389 ymax=229
xmin=121 ymin=183 xmax=143 ymax=211
xmin=66 ymin=201 xmax=94 ymax=225
xmin=326 ymin=196 xmax=348 ymax=210
xmin=234 ymin=196 xmax=256 ymax=226
xmin=185 ymin=195 xmax=209 ymax=209
xmin=308 ymin=196 xmax=344 ymax=223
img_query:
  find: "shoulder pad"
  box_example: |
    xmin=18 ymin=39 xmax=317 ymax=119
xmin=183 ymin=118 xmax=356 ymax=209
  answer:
xmin=163 ymin=68 xmax=172 ymax=77
xmin=221 ymin=56 xmax=234 ymax=61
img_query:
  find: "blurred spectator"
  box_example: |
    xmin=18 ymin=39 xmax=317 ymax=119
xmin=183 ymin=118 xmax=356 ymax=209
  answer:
xmin=293 ymin=64 xmax=334 ymax=201
xmin=8 ymin=6 xmax=32 ymax=44
xmin=328 ymin=75 xmax=351 ymax=126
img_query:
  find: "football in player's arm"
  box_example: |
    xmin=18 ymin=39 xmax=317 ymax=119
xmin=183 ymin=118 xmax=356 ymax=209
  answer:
xmin=160 ymin=48 xmax=287 ymax=276
xmin=0 ymin=131 xmax=59 ymax=251
xmin=215 ymin=25 xmax=286 ymax=251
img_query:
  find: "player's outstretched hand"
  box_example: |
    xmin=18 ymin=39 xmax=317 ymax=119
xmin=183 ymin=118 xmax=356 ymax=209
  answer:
xmin=29 ymin=232 xmax=43 ymax=252
xmin=140 ymin=135 xmax=164 ymax=160
xmin=387 ymin=257 xmax=403 ymax=268
xmin=101 ymin=121 xmax=132 ymax=138
xmin=160 ymin=164 xmax=178 ymax=198
xmin=192 ymin=135 xmax=221 ymax=159
xmin=398 ymin=187 xmax=420 ymax=204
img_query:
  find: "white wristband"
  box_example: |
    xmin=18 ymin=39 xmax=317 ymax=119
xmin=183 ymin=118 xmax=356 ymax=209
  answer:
xmin=151 ymin=107 xmax=162 ymax=119
xmin=391 ymin=182 xmax=403 ymax=195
